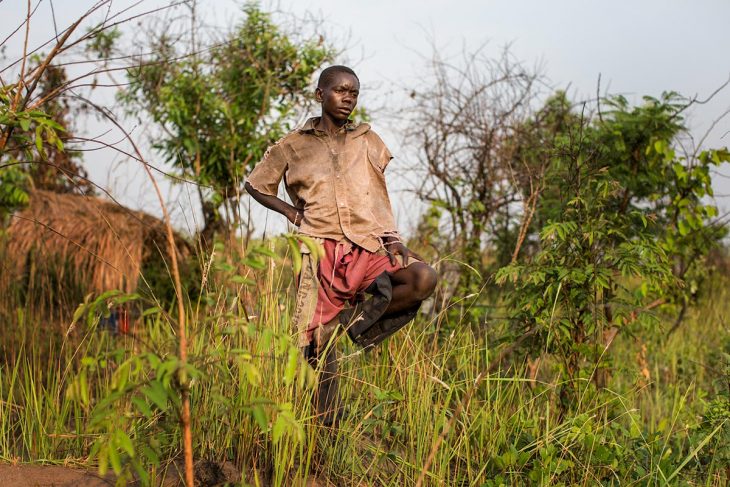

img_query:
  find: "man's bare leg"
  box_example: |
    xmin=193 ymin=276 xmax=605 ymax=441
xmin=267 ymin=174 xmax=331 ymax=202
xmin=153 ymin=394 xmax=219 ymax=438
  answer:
xmin=307 ymin=318 xmax=344 ymax=427
xmin=385 ymin=262 xmax=438 ymax=315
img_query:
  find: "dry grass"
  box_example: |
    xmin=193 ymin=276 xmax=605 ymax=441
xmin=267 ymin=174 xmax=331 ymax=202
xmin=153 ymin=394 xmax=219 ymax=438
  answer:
xmin=2 ymin=189 xmax=191 ymax=296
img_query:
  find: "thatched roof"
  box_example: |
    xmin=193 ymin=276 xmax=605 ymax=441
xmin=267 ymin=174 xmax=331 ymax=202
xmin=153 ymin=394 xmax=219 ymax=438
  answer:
xmin=3 ymin=189 xmax=191 ymax=295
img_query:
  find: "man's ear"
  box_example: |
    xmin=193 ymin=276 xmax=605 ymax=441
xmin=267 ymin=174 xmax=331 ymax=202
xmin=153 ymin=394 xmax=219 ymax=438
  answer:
xmin=315 ymin=87 xmax=323 ymax=103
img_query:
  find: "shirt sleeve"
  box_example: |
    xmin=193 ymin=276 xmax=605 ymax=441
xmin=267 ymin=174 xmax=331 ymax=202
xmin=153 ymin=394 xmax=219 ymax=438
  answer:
xmin=246 ymin=141 xmax=288 ymax=197
xmin=366 ymin=131 xmax=394 ymax=172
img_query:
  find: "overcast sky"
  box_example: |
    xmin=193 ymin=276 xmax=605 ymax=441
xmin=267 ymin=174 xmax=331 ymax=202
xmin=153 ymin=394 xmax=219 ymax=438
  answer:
xmin=3 ymin=0 xmax=730 ymax=236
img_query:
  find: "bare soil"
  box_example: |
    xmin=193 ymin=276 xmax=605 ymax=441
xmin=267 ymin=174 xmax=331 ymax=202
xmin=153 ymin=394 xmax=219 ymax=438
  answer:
xmin=0 ymin=464 xmax=115 ymax=487
xmin=0 ymin=460 xmax=238 ymax=487
xmin=0 ymin=463 xmax=336 ymax=486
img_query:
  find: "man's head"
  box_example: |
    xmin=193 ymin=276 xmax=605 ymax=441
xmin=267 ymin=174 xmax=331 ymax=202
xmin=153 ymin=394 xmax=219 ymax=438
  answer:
xmin=316 ymin=65 xmax=360 ymax=123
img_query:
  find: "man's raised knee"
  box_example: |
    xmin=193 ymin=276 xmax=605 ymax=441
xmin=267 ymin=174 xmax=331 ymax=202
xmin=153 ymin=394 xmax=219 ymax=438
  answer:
xmin=413 ymin=264 xmax=438 ymax=300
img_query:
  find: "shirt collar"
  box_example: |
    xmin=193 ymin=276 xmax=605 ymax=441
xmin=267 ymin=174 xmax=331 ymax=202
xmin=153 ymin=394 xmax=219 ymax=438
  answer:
xmin=300 ymin=117 xmax=370 ymax=137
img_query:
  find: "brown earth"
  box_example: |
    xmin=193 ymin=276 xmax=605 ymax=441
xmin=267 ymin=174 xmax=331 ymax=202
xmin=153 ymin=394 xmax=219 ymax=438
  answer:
xmin=0 ymin=460 xmax=237 ymax=487
xmin=0 ymin=463 xmax=337 ymax=486
xmin=0 ymin=464 xmax=116 ymax=487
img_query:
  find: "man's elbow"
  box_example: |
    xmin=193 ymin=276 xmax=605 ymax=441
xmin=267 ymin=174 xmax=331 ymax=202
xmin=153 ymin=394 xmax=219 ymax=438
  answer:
xmin=243 ymin=181 xmax=255 ymax=196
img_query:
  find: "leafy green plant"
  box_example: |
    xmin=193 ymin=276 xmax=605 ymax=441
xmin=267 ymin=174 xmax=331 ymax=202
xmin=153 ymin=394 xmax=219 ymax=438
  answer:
xmin=496 ymin=93 xmax=729 ymax=405
xmin=58 ymin=240 xmax=315 ymax=485
xmin=0 ymin=84 xmax=68 ymax=225
xmin=119 ymin=4 xmax=333 ymax=242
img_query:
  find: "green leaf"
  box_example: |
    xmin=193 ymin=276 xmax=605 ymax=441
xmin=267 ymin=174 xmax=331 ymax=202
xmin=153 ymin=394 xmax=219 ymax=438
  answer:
xmin=272 ymin=415 xmax=287 ymax=443
xmin=142 ymin=445 xmax=160 ymax=465
xmin=131 ymin=397 xmax=153 ymax=418
xmin=300 ymin=235 xmax=324 ymax=261
xmin=251 ymin=404 xmax=268 ymax=431
xmin=107 ymin=442 xmax=122 ymax=475
xmin=98 ymin=445 xmax=109 ymax=477
xmin=141 ymin=306 xmax=162 ymax=317
xmin=242 ymin=362 xmax=260 ymax=386
xmin=243 ymin=256 xmax=266 ymax=270
xmin=141 ymin=380 xmax=169 ymax=411
xmin=35 ymin=125 xmax=44 ymax=153
xmin=79 ymin=370 xmax=89 ymax=407
xmin=114 ymin=430 xmax=135 ymax=458
xmin=283 ymin=345 xmax=298 ymax=386
xmin=251 ymin=244 xmax=277 ymax=258
xmin=230 ymin=275 xmax=255 ymax=286
xmin=286 ymin=237 xmax=302 ymax=274
xmin=677 ymin=219 xmax=689 ymax=236
xmin=130 ymin=459 xmax=150 ymax=486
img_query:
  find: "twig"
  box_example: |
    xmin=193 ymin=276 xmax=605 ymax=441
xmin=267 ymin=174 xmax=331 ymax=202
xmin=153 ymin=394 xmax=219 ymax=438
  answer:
xmin=511 ymin=188 xmax=540 ymax=263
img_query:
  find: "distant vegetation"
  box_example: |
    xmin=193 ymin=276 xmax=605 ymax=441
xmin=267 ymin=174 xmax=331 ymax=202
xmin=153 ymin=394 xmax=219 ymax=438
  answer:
xmin=1 ymin=2 xmax=729 ymax=485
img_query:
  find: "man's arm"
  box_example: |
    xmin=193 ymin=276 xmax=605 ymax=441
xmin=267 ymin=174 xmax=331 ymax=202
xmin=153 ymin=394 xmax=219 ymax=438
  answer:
xmin=244 ymin=181 xmax=302 ymax=226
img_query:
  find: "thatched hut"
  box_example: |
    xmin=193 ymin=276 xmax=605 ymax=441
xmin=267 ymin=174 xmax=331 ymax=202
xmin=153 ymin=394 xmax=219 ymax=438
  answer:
xmin=1 ymin=189 xmax=193 ymax=316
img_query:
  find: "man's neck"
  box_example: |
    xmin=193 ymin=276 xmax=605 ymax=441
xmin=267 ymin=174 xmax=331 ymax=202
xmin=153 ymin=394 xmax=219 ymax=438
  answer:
xmin=316 ymin=114 xmax=348 ymax=135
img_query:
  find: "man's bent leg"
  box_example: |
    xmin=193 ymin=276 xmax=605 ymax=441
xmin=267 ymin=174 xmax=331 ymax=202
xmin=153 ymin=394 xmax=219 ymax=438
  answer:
xmin=385 ymin=262 xmax=438 ymax=315
xmin=342 ymin=267 xmax=437 ymax=349
xmin=341 ymin=272 xmax=393 ymax=341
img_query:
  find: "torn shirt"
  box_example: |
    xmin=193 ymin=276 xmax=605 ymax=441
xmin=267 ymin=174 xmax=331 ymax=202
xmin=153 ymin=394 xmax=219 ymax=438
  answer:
xmin=246 ymin=117 xmax=399 ymax=252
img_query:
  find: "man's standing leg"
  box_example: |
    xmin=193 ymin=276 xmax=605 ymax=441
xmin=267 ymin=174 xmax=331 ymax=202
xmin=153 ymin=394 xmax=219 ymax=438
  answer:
xmin=306 ymin=319 xmax=342 ymax=427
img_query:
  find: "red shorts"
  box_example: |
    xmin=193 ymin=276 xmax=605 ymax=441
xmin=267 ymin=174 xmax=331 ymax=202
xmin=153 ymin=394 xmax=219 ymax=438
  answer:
xmin=307 ymin=239 xmax=401 ymax=338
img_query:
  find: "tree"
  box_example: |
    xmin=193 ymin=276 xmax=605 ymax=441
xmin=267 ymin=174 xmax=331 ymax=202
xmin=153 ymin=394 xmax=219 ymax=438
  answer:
xmin=0 ymin=1 xmax=151 ymax=224
xmin=406 ymin=47 xmax=544 ymax=301
xmin=120 ymin=3 xmax=333 ymax=245
xmin=1 ymin=63 xmax=92 ymax=199
xmin=496 ymin=92 xmax=729 ymax=404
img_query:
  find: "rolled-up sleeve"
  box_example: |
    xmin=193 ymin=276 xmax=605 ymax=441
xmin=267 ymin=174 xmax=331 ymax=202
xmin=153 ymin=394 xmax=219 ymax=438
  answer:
xmin=246 ymin=142 xmax=288 ymax=197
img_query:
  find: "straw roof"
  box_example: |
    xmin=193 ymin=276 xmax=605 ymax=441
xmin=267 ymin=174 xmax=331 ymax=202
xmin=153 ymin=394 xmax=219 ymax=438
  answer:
xmin=3 ymin=189 xmax=191 ymax=295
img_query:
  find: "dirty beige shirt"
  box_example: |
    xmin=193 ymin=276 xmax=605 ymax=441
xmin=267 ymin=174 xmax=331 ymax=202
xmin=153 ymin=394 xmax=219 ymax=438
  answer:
xmin=247 ymin=117 xmax=399 ymax=252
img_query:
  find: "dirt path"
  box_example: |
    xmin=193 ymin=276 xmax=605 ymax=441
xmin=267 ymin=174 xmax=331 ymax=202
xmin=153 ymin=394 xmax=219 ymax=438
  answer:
xmin=0 ymin=464 xmax=335 ymax=486
xmin=0 ymin=463 xmax=214 ymax=486
xmin=0 ymin=464 xmax=115 ymax=486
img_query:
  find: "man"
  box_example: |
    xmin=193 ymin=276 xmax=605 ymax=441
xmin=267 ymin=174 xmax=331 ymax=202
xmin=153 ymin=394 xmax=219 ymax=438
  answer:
xmin=245 ymin=65 xmax=437 ymax=426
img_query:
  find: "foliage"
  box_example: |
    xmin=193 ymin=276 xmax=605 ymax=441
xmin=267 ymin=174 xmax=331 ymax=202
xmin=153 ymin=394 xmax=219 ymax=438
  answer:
xmin=0 ymin=83 xmax=71 ymax=225
xmin=119 ymin=4 xmax=333 ymax=243
xmin=0 ymin=165 xmax=30 ymax=225
xmin=60 ymin=241 xmax=310 ymax=484
xmin=1 ymin=64 xmax=91 ymax=196
xmin=85 ymin=26 xmax=121 ymax=60
xmin=407 ymin=48 xmax=543 ymax=298
xmin=2 ymin=249 xmax=730 ymax=485
xmin=496 ymin=92 xmax=729 ymax=402
xmin=690 ymin=334 xmax=730 ymax=477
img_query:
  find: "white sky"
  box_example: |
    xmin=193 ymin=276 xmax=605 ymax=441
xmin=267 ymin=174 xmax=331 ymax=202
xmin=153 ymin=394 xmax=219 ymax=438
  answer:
xmin=2 ymin=0 xmax=730 ymax=237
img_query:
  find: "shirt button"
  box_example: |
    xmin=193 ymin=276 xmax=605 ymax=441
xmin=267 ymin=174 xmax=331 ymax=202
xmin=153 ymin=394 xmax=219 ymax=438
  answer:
xmin=340 ymin=203 xmax=345 ymax=207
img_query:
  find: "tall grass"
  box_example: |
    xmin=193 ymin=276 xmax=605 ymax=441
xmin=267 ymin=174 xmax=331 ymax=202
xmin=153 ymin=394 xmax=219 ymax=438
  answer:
xmin=1 ymin=245 xmax=729 ymax=485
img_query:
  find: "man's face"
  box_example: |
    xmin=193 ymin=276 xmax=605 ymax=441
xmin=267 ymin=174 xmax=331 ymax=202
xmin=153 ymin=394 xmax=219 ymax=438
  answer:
xmin=316 ymin=72 xmax=360 ymax=123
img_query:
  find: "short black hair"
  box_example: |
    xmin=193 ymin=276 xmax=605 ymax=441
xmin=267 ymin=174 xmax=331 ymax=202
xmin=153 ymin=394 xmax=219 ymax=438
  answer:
xmin=317 ymin=65 xmax=359 ymax=89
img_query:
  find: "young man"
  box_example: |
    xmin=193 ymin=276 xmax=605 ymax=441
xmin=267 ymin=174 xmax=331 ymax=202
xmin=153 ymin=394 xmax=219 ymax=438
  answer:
xmin=245 ymin=65 xmax=437 ymax=425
